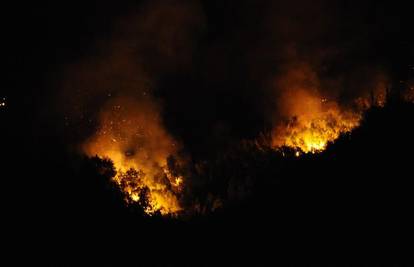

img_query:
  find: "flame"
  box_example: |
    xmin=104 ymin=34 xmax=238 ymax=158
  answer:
xmin=271 ymin=64 xmax=362 ymax=154
xmin=272 ymin=90 xmax=361 ymax=153
xmin=83 ymin=97 xmax=183 ymax=215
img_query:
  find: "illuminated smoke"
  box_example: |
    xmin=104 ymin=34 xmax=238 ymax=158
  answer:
xmin=57 ymin=0 xmax=402 ymax=215
xmin=60 ymin=0 xmax=204 ymax=215
xmin=269 ymin=62 xmax=388 ymax=154
xmin=257 ymin=0 xmax=393 ymax=154
xmin=83 ymin=96 xmax=183 ymax=215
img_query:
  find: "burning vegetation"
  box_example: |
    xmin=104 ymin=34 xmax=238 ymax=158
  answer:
xmin=83 ymin=97 xmax=184 ymax=215
xmin=80 ymin=72 xmax=400 ymax=216
xmin=59 ymin=1 xmax=204 ymax=216
xmin=269 ymin=63 xmax=387 ymax=154
xmin=56 ymin=1 xmax=413 ymax=217
xmin=271 ymin=89 xmax=361 ymax=154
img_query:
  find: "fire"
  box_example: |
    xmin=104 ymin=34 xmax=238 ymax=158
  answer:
xmin=83 ymin=97 xmax=183 ymax=215
xmin=271 ymin=64 xmax=362 ymax=154
xmin=272 ymin=91 xmax=361 ymax=153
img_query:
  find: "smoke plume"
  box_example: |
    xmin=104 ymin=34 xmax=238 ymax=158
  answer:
xmin=57 ymin=0 xmax=407 ymax=215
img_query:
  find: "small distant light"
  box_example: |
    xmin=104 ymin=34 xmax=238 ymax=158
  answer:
xmin=295 ymin=151 xmax=300 ymax=157
xmin=0 ymin=97 xmax=6 ymax=108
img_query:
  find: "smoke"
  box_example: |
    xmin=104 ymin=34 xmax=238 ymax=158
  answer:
xmin=82 ymin=96 xmax=178 ymax=173
xmin=59 ymin=0 xmax=205 ymax=131
xmin=58 ymin=0 xmax=205 ymax=214
xmin=236 ymin=0 xmax=392 ymax=151
xmin=56 ymin=0 xmax=408 ymax=215
xmin=255 ymin=1 xmax=390 ymax=106
xmin=82 ymin=96 xmax=184 ymax=214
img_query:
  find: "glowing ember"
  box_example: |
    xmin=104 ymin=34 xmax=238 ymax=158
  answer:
xmin=83 ymin=97 xmax=183 ymax=215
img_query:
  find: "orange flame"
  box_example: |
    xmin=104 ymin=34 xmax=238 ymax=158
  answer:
xmin=272 ymin=89 xmax=361 ymax=153
xmin=83 ymin=97 xmax=183 ymax=215
xmin=271 ymin=63 xmax=363 ymax=153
